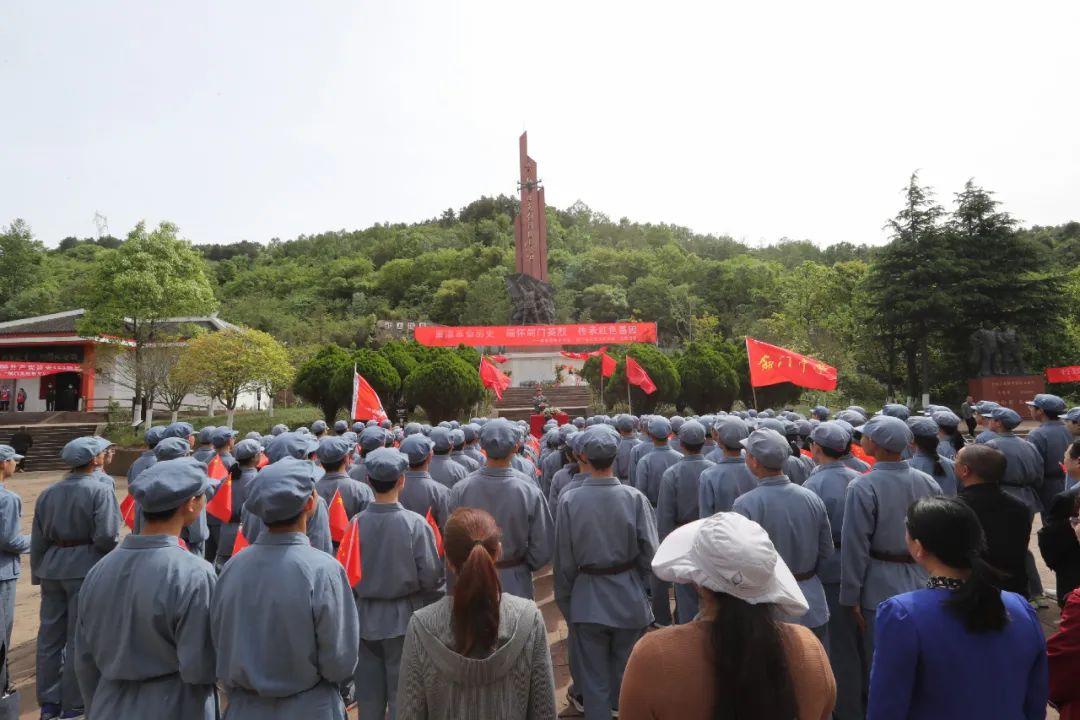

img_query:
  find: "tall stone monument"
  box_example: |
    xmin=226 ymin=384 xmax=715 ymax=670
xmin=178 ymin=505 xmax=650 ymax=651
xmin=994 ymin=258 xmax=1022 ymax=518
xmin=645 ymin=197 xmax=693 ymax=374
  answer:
xmin=507 ymin=132 xmax=556 ymax=325
xmin=967 ymin=325 xmax=1044 ymax=414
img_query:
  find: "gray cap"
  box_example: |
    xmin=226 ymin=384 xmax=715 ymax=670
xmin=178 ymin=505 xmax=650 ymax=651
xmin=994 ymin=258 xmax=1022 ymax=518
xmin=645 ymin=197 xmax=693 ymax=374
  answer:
xmin=907 ymin=416 xmax=939 ymax=439
xmin=678 ymin=419 xmax=706 ymax=446
xmin=211 ymin=427 xmax=238 ymax=449
xmin=234 ymin=438 xmax=263 ymax=462
xmin=572 ymin=417 xmax=586 ymax=429
xmin=341 ymin=431 xmax=358 ymax=444
xmin=359 ymin=426 xmax=387 ymax=454
xmin=1064 ymin=407 xmax=1080 ymax=423
xmin=365 ymin=448 xmax=409 ymax=485
xmin=0 ymin=445 xmax=24 ymax=462
xmin=931 ymin=410 xmax=961 ymax=429
xmin=404 ymin=422 xmax=422 ymax=436
xmin=972 ymin=400 xmax=999 ymax=415
xmin=880 ymin=403 xmax=910 ymax=420
xmin=795 ymin=420 xmax=813 ymax=437
xmin=162 ymin=422 xmax=195 ymax=440
xmin=245 ymin=431 xmax=262 ymax=441
xmin=1027 ymin=394 xmax=1067 ymax=414
xmin=670 ymin=416 xmax=685 ymax=432
xmin=131 ymin=457 xmax=210 ymax=513
xmin=647 ymin=417 xmax=672 ymax=440
xmin=144 ymin=426 xmax=165 ymax=448
xmin=270 ymin=423 xmax=289 ymax=436
xmin=61 ymin=436 xmax=113 ymax=468
xmin=196 ymin=426 xmax=217 ymax=444
xmin=400 ymin=434 xmax=434 ymax=465
xmin=811 ymin=405 xmax=830 ymax=419
xmin=265 ymin=432 xmax=320 ymax=464
xmin=757 ymin=418 xmax=787 ymax=434
xmin=351 ymin=421 xmax=365 ymax=433
xmin=614 ymin=414 xmax=636 ymax=433
xmin=862 ymin=415 xmax=913 ymax=453
xmin=568 ymin=430 xmax=589 ymax=456
xmin=581 ymin=424 xmax=620 ymax=463
xmin=740 ymin=428 xmax=790 ymax=470
xmin=333 ymin=420 xmax=349 ymax=434
xmin=846 ymin=406 xmax=868 ymax=418
xmin=153 ymin=437 xmax=191 ymax=461
xmin=429 ymin=427 xmax=452 ymax=452
xmin=988 ymin=406 xmax=1022 ymax=429
xmin=316 ymin=436 xmax=353 ymax=466
xmin=713 ymin=416 xmax=749 ymax=449
xmin=810 ymin=421 xmax=851 ymax=452
xmin=244 ymin=456 xmax=317 ymax=524
xmin=449 ymin=428 xmax=466 ymax=448
xmin=480 ymin=419 xmax=518 ymax=459
xmin=835 ymin=410 xmax=865 ymax=425
xmin=462 ymin=424 xmax=480 ymax=442
xmin=311 ymin=420 xmax=328 ymax=434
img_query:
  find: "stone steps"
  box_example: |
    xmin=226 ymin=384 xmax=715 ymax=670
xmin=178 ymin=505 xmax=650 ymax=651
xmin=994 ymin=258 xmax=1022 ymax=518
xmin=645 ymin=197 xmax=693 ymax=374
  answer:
xmin=0 ymin=423 xmax=102 ymax=471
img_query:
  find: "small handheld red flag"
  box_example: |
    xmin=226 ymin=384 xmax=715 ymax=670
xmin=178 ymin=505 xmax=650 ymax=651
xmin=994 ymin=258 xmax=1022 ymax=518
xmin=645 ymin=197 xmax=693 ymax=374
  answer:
xmin=479 ymin=356 xmax=511 ymax=400
xmin=425 ymin=507 xmax=444 ymax=557
xmin=205 ymin=477 xmax=233 ymax=523
xmin=120 ymin=494 xmax=136 ymax=531
xmin=206 ymin=455 xmax=228 ymax=481
xmin=336 ymin=518 xmax=362 ymax=586
xmin=232 ymin=526 xmax=250 ymax=555
xmin=600 ymin=352 xmax=616 ymax=379
xmin=328 ymin=489 xmax=349 ymax=543
xmin=625 ymin=356 xmax=657 ymax=394
xmin=256 ymin=453 xmax=269 ymax=469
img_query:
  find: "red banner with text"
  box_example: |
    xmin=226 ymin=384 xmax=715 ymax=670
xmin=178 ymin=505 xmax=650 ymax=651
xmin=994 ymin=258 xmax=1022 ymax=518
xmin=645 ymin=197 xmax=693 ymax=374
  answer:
xmin=0 ymin=362 xmax=83 ymax=380
xmin=415 ymin=323 xmax=657 ymax=347
xmin=1046 ymin=366 xmax=1080 ymax=384
xmin=745 ymin=338 xmax=837 ymax=391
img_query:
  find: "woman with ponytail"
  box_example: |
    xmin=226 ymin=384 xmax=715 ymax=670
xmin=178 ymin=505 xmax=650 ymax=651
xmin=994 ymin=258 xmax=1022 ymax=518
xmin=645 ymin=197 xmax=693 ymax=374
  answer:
xmin=214 ymin=438 xmax=262 ymax=569
xmin=867 ymin=496 xmax=1047 ymax=719
xmin=909 ymin=417 xmax=959 ymax=495
xmin=396 ymin=508 xmax=556 ymax=719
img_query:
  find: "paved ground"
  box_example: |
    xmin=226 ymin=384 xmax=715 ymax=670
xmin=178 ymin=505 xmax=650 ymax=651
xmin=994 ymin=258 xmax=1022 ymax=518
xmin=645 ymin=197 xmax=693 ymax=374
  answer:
xmin=3 ymin=470 xmax=1064 ymax=719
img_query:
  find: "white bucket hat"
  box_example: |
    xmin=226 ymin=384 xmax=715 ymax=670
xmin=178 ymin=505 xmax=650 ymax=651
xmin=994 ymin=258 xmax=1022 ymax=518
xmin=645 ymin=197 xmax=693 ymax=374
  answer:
xmin=652 ymin=512 xmax=808 ymax=618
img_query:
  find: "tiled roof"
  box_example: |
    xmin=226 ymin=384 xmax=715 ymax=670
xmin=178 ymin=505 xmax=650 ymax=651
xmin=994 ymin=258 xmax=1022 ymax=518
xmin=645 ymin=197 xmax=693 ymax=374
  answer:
xmin=0 ymin=310 xmax=237 ymax=339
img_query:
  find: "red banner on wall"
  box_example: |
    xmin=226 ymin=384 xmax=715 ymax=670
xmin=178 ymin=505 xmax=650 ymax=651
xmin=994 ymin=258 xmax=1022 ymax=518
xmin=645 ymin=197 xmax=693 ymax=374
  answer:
xmin=414 ymin=323 xmax=657 ymax=348
xmin=745 ymin=338 xmax=837 ymax=391
xmin=0 ymin=362 xmax=83 ymax=379
xmin=1046 ymin=366 xmax=1080 ymax=383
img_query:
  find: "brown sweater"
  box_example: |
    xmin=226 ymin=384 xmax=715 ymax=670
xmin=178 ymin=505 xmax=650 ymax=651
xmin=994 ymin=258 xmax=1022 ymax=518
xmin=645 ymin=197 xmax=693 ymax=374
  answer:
xmin=619 ymin=620 xmax=836 ymax=720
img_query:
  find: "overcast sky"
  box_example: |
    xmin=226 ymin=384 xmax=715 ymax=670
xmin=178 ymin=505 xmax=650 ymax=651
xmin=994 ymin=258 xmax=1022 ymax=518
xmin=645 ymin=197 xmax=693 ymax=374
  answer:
xmin=2 ymin=1 xmax=1077 ymax=248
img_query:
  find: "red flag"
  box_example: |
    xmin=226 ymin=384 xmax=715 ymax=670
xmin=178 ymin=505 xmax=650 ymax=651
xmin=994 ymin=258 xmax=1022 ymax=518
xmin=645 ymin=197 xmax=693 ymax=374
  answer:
xmin=600 ymin=352 xmax=616 ymax=378
xmin=255 ymin=453 xmax=269 ymax=469
xmin=178 ymin=537 xmax=189 ymax=552
xmin=336 ymin=517 xmax=362 ymax=586
xmin=206 ymin=455 xmax=228 ymax=481
xmin=745 ymin=337 xmax=837 ymax=392
xmin=1047 ymin=366 xmax=1080 ymax=384
xmin=120 ymin=494 xmax=136 ymax=530
xmin=232 ymin=526 xmax=250 ymax=555
xmin=560 ymin=346 xmax=609 ymax=361
xmin=800 ymin=448 xmax=813 ymax=460
xmin=488 ymin=354 xmax=508 ymax=363
xmin=625 ymin=356 xmax=657 ymax=394
xmin=205 ymin=476 xmax=232 ymax=523
xmin=851 ymin=443 xmax=876 ymax=470
xmin=351 ymin=366 xmax=388 ymax=422
xmin=328 ymin=489 xmax=349 ymax=542
xmin=479 ymin=356 xmax=511 ymax=400
xmin=425 ymin=506 xmax=444 ymax=557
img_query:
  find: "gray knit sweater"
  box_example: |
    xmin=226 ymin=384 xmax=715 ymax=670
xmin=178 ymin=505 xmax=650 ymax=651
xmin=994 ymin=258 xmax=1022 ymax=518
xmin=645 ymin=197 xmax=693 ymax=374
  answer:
xmin=395 ymin=593 xmax=557 ymax=720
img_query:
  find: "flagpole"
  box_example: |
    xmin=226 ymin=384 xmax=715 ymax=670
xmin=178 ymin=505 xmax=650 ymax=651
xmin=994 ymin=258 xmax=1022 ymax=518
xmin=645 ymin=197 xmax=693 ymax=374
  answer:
xmin=744 ymin=338 xmax=758 ymax=410
xmin=626 ymin=372 xmax=632 ymax=415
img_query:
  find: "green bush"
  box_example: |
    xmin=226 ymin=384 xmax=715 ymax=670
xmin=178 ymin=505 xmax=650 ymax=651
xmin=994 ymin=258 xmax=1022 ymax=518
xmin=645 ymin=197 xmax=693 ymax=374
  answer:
xmin=293 ymin=345 xmax=353 ymax=420
xmin=404 ymin=354 xmax=485 ymax=422
xmin=331 ymin=348 xmax=400 ymax=413
xmin=602 ymin=343 xmax=680 ymax=413
xmin=378 ymin=340 xmax=419 ymax=385
xmin=676 ymin=341 xmax=740 ymax=412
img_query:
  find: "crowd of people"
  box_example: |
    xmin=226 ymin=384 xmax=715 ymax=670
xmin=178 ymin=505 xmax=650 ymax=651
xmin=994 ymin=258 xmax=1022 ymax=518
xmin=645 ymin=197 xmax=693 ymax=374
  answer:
xmin=0 ymin=393 xmax=1079 ymax=719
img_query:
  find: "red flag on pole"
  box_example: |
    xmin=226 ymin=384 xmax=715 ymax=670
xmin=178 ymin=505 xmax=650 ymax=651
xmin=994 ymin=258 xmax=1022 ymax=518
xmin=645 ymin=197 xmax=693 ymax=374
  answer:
xmin=120 ymin=494 xmax=136 ymax=530
xmin=560 ymin=346 xmax=609 ymax=361
xmin=336 ymin=517 xmax=362 ymax=586
xmin=479 ymin=356 xmax=511 ymax=400
xmin=625 ymin=356 xmax=657 ymax=394
xmin=600 ymin=352 xmax=616 ymax=378
xmin=206 ymin=454 xmax=228 ymax=482
xmin=351 ymin=366 xmax=388 ymax=422
xmin=488 ymin=354 xmax=508 ymax=364
xmin=232 ymin=526 xmax=250 ymax=555
xmin=328 ymin=489 xmax=349 ymax=542
xmin=744 ymin=337 xmax=837 ymax=391
xmin=425 ymin=507 xmax=444 ymax=557
xmin=205 ymin=476 xmax=233 ymax=523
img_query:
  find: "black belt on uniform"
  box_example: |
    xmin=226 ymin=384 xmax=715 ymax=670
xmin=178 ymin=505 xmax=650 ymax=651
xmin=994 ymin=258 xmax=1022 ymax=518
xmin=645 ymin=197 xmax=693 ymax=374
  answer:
xmin=870 ymin=549 xmax=915 ymax=564
xmin=579 ymin=560 xmax=638 ymax=576
xmin=793 ymin=570 xmax=816 ymax=582
xmin=833 ymin=540 xmax=842 ymax=549
xmin=53 ymin=539 xmax=93 ymax=548
xmin=495 ymin=557 xmax=525 ymax=569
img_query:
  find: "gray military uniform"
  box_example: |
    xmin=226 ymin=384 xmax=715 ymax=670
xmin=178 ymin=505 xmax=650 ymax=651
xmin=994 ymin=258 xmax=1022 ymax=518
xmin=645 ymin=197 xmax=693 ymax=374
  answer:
xmin=399 ymin=471 xmax=451 ymax=532
xmin=352 ymin=503 xmax=443 ymax=720
xmin=1028 ymin=420 xmax=1072 ymax=518
xmin=241 ymin=495 xmax=334 ymax=554
xmin=450 ymin=450 xmax=480 ymax=474
xmin=428 ymin=455 xmax=468 ymax=490
xmin=986 ymin=433 xmax=1044 ymax=512
xmin=448 ymin=467 xmax=553 ymax=599
xmin=539 ymin=451 xmax=564 ymax=497
xmin=697 ymin=456 xmax=756 ymax=517
xmin=0 ymin=483 xmax=29 ymax=650
xmin=74 ymin=535 xmax=217 ymax=719
xmin=633 ymin=444 xmax=682 ymax=508
xmin=218 ymin=467 xmax=259 ymax=562
xmin=315 ymin=471 xmax=375 ymax=520
xmin=657 ymin=454 xmax=714 ymax=623
xmin=212 ymin=532 xmax=359 ymax=719
xmin=626 ymin=442 xmax=653 ymax=490
xmin=614 ymin=436 xmax=641 ymax=483
xmin=127 ymin=450 xmax=156 ymax=483
xmin=909 ymin=451 xmax=958 ymax=496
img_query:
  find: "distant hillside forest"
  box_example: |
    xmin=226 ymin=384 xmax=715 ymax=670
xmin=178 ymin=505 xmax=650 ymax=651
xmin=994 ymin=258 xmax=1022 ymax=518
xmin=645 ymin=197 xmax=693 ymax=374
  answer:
xmin=3 ymin=172 xmax=1079 ymax=404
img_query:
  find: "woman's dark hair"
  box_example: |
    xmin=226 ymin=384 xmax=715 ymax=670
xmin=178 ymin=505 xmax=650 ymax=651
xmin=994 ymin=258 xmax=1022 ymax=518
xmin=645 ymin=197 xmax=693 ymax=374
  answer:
xmin=1068 ymin=439 xmax=1080 ymax=461
xmin=708 ymin=590 xmax=798 ymax=720
xmin=913 ymin=434 xmax=945 ymax=476
xmin=229 ymin=454 xmax=259 ymax=482
xmin=906 ymin=496 xmax=1006 ymax=633
xmin=445 ymin=508 xmax=502 ymax=657
xmin=942 ymin=426 xmax=965 ymax=454
xmin=819 ymin=443 xmax=845 ymax=460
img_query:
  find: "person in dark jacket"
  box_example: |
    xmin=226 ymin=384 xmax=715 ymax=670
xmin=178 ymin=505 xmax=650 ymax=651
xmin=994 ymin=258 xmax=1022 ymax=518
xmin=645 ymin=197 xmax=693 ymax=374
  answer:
xmin=1039 ymin=439 xmax=1080 ymax=606
xmin=955 ymin=444 xmax=1032 ymax=597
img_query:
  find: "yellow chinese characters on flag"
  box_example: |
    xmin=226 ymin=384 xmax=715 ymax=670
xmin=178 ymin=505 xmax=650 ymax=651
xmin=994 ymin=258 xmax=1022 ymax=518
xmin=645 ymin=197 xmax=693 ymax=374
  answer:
xmin=745 ymin=337 xmax=837 ymax=392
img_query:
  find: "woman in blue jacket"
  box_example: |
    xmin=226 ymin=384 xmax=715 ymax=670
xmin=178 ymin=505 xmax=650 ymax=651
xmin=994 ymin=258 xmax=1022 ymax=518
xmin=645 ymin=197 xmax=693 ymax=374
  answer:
xmin=867 ymin=496 xmax=1047 ymax=720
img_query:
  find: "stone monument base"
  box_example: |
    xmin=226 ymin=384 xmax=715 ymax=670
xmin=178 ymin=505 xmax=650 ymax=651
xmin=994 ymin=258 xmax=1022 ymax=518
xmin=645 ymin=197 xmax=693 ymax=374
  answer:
xmin=967 ymin=375 xmax=1045 ymax=415
xmin=504 ymin=351 xmax=583 ymax=387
